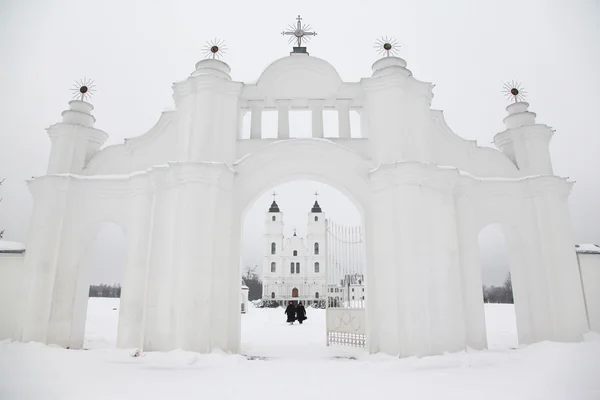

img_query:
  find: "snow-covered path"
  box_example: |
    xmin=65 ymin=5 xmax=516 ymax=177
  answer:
xmin=1 ymin=298 xmax=599 ymax=400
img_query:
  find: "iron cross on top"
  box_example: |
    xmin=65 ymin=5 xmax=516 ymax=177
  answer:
xmin=282 ymin=15 xmax=317 ymax=47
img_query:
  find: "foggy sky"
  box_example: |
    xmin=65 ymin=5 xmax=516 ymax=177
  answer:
xmin=1 ymin=0 xmax=598 ymax=287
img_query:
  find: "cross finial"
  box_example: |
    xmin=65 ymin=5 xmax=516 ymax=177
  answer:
xmin=282 ymin=15 xmax=317 ymax=49
xmin=272 ymin=191 xmax=277 ymax=201
xmin=314 ymin=191 xmax=319 ymax=201
xmin=293 ymin=228 xmax=297 ymax=236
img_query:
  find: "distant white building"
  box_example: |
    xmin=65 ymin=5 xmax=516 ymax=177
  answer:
xmin=327 ymin=273 xmax=366 ymax=307
xmin=262 ymin=199 xmax=326 ymax=306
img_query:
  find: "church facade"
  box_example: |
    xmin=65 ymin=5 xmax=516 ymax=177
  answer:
xmin=262 ymin=199 xmax=326 ymax=306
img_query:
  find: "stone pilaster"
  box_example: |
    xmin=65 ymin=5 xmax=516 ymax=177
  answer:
xmin=367 ymin=163 xmax=465 ymax=357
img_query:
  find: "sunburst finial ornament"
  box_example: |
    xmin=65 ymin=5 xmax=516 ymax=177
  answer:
xmin=374 ymin=37 xmax=400 ymax=57
xmin=202 ymin=38 xmax=227 ymax=60
xmin=70 ymin=78 xmax=96 ymax=102
xmin=282 ymin=15 xmax=317 ymax=49
xmin=502 ymin=80 xmax=527 ymax=103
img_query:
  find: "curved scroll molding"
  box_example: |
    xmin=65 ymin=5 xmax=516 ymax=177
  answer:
xmin=429 ymin=110 xmax=519 ymax=178
xmin=84 ymin=111 xmax=176 ymax=176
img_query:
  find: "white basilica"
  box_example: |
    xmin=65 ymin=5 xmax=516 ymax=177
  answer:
xmin=262 ymin=198 xmax=326 ymax=306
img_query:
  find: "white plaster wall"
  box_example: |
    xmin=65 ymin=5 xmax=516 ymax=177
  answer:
xmin=0 ymin=253 xmax=25 ymax=340
xmin=579 ymin=253 xmax=600 ymax=333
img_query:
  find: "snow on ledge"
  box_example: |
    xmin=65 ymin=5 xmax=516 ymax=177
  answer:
xmin=0 ymin=240 xmax=26 ymax=253
xmin=576 ymin=244 xmax=600 ymax=254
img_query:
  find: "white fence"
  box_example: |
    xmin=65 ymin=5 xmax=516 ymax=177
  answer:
xmin=325 ymin=220 xmax=366 ymax=347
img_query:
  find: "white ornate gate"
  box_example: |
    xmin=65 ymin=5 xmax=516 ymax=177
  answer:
xmin=325 ymin=220 xmax=366 ymax=347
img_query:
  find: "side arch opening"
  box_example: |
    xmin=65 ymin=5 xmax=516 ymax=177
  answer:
xmin=478 ymin=223 xmax=518 ymax=350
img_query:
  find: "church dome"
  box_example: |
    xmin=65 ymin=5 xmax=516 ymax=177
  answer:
xmin=311 ymin=201 xmax=322 ymax=213
xmin=269 ymin=201 xmax=280 ymax=213
xmin=256 ymin=54 xmax=343 ymax=99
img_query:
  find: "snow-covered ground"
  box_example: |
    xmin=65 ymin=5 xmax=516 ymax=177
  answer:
xmin=1 ymin=298 xmax=599 ymax=400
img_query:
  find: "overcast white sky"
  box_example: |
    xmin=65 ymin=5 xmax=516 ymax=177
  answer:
xmin=1 ymin=0 xmax=598 ymax=287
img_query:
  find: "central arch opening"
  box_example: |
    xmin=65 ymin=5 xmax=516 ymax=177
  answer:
xmin=240 ymin=179 xmax=364 ymax=357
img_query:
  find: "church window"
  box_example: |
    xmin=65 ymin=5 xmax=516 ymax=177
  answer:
xmin=314 ymin=216 xmax=318 ymax=221
xmin=362 ymin=296 xmax=364 ymax=300
xmin=315 ymin=292 xmax=319 ymax=299
xmin=272 ymin=216 xmax=276 ymax=221
xmin=314 ymin=242 xmax=319 ymax=255
xmin=270 ymin=262 xmax=276 ymax=273
xmin=271 ymin=242 xmax=276 ymax=255
xmin=362 ymin=288 xmax=364 ymax=292
xmin=293 ymin=250 xmax=297 ymax=256
xmin=295 ymin=262 xmax=300 ymax=273
xmin=271 ymin=292 xmax=275 ymax=299
xmin=292 ymin=288 xmax=299 ymax=298
xmin=290 ymin=263 xmax=294 ymax=273
xmin=352 ymin=296 xmax=355 ymax=300
xmin=314 ymin=262 xmax=320 ymax=273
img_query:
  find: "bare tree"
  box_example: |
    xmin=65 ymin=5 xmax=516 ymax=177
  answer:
xmin=503 ymin=272 xmax=513 ymax=303
xmin=242 ymin=265 xmax=263 ymax=301
xmin=482 ymin=272 xmax=514 ymax=304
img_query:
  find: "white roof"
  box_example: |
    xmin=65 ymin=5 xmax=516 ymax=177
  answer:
xmin=0 ymin=240 xmax=26 ymax=253
xmin=576 ymin=244 xmax=600 ymax=254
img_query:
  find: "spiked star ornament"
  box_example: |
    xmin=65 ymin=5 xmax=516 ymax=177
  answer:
xmin=71 ymin=78 xmax=96 ymax=101
xmin=202 ymin=38 xmax=227 ymax=60
xmin=502 ymin=80 xmax=527 ymax=103
xmin=374 ymin=37 xmax=400 ymax=57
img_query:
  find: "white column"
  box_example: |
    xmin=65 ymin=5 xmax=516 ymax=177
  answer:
xmin=337 ymin=100 xmax=351 ymax=139
xmin=358 ymin=108 xmax=369 ymax=138
xmin=249 ymin=101 xmax=263 ymax=139
xmin=310 ymin=100 xmax=324 ymax=138
xmin=276 ymin=100 xmax=290 ymax=139
xmin=117 ymin=174 xmax=153 ymax=349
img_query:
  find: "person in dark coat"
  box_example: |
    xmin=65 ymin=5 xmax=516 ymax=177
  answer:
xmin=296 ymin=302 xmax=307 ymax=324
xmin=285 ymin=301 xmax=297 ymax=325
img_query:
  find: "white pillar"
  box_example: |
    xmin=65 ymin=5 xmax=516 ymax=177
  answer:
xmin=337 ymin=100 xmax=351 ymax=139
xmin=249 ymin=101 xmax=263 ymax=139
xmin=367 ymin=164 xmax=465 ymax=357
xmin=358 ymin=108 xmax=369 ymax=138
xmin=310 ymin=100 xmax=324 ymax=138
xmin=276 ymin=100 xmax=290 ymax=139
xmin=117 ymin=174 xmax=153 ymax=349
xmin=143 ymin=167 xmax=174 ymax=351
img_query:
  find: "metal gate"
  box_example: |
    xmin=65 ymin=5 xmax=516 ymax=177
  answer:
xmin=325 ymin=219 xmax=366 ymax=347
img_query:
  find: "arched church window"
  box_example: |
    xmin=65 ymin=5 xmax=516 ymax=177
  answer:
xmin=295 ymin=262 xmax=300 ymax=273
xmin=315 ymin=292 xmax=319 ymax=299
xmin=314 ymin=216 xmax=318 ymax=221
xmin=272 ymin=216 xmax=276 ymax=221
xmin=314 ymin=242 xmax=319 ymax=255
xmin=293 ymin=250 xmax=298 ymax=256
xmin=271 ymin=292 xmax=275 ymax=299
xmin=271 ymin=242 xmax=276 ymax=255
xmin=271 ymin=262 xmax=276 ymax=273
xmin=290 ymin=262 xmax=295 ymax=273
xmin=314 ymin=262 xmax=320 ymax=273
